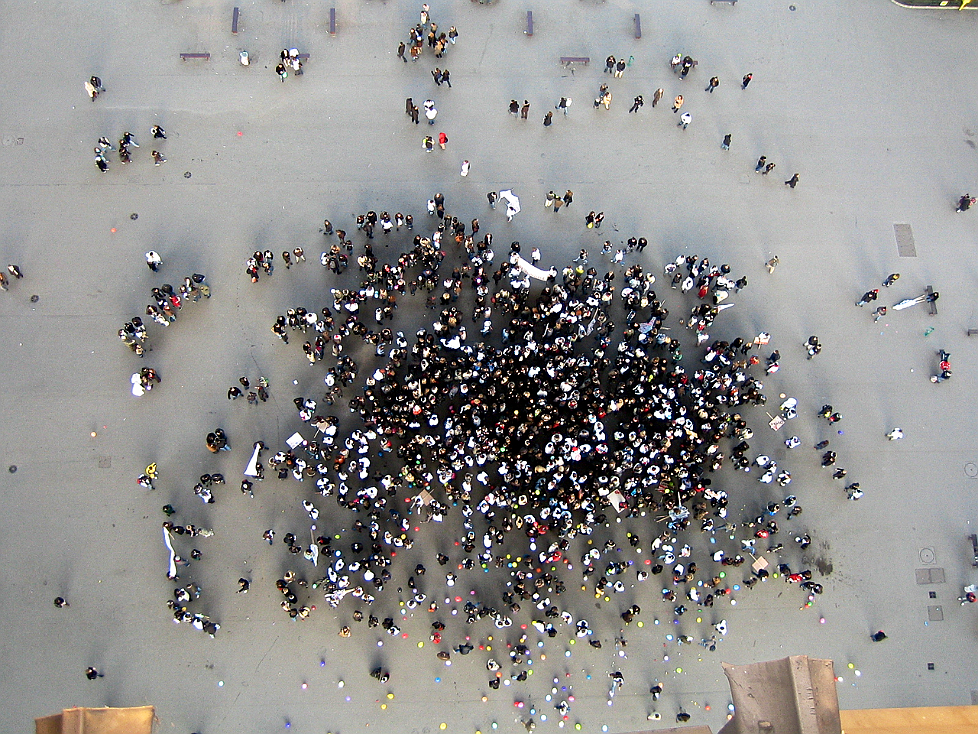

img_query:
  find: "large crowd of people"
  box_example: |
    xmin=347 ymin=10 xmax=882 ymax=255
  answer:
xmin=141 ymin=185 xmax=841 ymax=726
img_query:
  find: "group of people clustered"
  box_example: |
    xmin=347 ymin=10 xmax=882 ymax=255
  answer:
xmin=117 ymin=5 xmax=845 ymax=729
xmin=140 ymin=183 xmax=848 ymax=728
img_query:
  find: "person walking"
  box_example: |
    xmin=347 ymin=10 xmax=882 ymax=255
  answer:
xmin=672 ymin=95 xmax=684 ymax=113
xmin=882 ymin=273 xmax=900 ymax=287
xmin=628 ymin=95 xmax=644 ymax=113
xmin=755 ymin=155 xmax=767 ymax=172
xmin=397 ymin=41 xmax=407 ymax=62
xmin=706 ymin=76 xmax=719 ymax=93
xmin=424 ymin=100 xmax=437 ymax=124
xmin=855 ymin=289 xmax=879 ymax=307
xmin=460 ymin=160 xmax=470 ymax=177
xmin=487 ymin=191 xmax=498 ymax=208
xmin=605 ymin=55 xmax=616 ymax=73
xmin=509 ymin=99 xmax=520 ymax=116
xmin=762 ymin=162 xmax=776 ymax=175
xmin=652 ymin=88 xmax=664 ymax=107
xmin=543 ymin=111 xmax=553 ymax=127
xmin=520 ymin=100 xmax=529 ymax=120
xmin=721 ymin=133 xmax=731 ymax=150
xmin=441 ymin=69 xmax=451 ymax=88
xmin=563 ymin=190 xmax=573 ymax=207
xmin=145 ymin=251 xmax=163 ymax=272
xmin=423 ymin=135 xmax=434 ymax=152
xmin=677 ymin=112 xmax=691 ymax=130
xmin=151 ymin=125 xmax=167 ymax=140
xmin=956 ymin=194 xmax=975 ymax=212
xmin=152 ymin=150 xmax=166 ymax=166
xmin=438 ymin=131 xmax=448 ymax=150
xmin=784 ymin=173 xmax=799 ymax=188
xmin=873 ymin=305 xmax=887 ymax=322
xmin=765 ymin=256 xmax=779 ymax=273
xmin=742 ymin=73 xmax=753 ymax=89
xmin=556 ymin=97 xmax=571 ymax=115
xmin=886 ymin=428 xmax=904 ymax=441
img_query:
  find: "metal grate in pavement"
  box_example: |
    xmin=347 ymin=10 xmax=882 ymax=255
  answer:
xmin=895 ymin=223 xmax=917 ymax=257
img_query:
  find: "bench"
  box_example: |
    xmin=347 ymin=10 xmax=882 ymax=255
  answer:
xmin=180 ymin=53 xmax=211 ymax=61
xmin=232 ymin=7 xmax=240 ymax=34
xmin=710 ymin=0 xmax=737 ymax=4
xmin=525 ymin=11 xmax=533 ymax=35
xmin=634 ymin=13 xmax=641 ymax=38
xmin=968 ymin=329 xmax=978 ymax=337
xmin=329 ymin=7 xmax=336 ymax=35
xmin=925 ymin=285 xmax=938 ymax=316
xmin=560 ymin=56 xmax=590 ymax=66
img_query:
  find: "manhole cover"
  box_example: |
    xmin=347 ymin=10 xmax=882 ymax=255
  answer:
xmin=8 ymin=465 xmax=16 ymax=473
xmin=130 ymin=213 xmax=138 ymax=220
xmin=184 ymin=171 xmax=192 ymax=178
xmin=927 ymin=605 xmax=944 ymax=622
xmin=30 ymin=295 xmax=38 ymax=302
xmin=97 ymin=456 xmax=112 ymax=469
xmin=966 ymin=462 xmax=978 ymax=478
xmin=919 ymin=548 xmax=936 ymax=564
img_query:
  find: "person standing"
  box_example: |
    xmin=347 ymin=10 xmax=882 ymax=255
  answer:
xmin=553 ymin=196 xmax=563 ymax=213
xmin=755 ymin=155 xmax=767 ymax=172
xmin=604 ymin=55 xmax=616 ymax=73
xmin=652 ymin=88 xmax=664 ymax=107
xmin=672 ymin=95 xmax=683 ymax=112
xmin=722 ymin=133 xmax=732 ymax=150
xmin=397 ymin=41 xmax=407 ymax=62
xmin=423 ymin=135 xmax=434 ymax=152
xmin=563 ymin=190 xmax=573 ymax=207
xmin=487 ymin=191 xmax=498 ymax=208
xmin=520 ymin=100 xmax=529 ymax=119
xmin=543 ymin=111 xmax=553 ymax=127
xmin=677 ymin=112 xmax=691 ymax=130
xmin=431 ymin=68 xmax=442 ymax=85
xmin=509 ymin=99 xmax=520 ymax=116
xmin=706 ymin=76 xmax=719 ymax=93
xmin=145 ymin=251 xmax=163 ymax=272
xmin=460 ymin=160 xmax=470 ymax=177
xmin=873 ymin=305 xmax=887 ymax=322
xmin=628 ymin=95 xmax=644 ymax=113
xmin=784 ymin=173 xmax=800 ymax=188
xmin=742 ymin=73 xmax=753 ymax=89
xmin=438 ymin=131 xmax=448 ymax=150
xmin=85 ymin=667 xmax=104 ymax=680
xmin=424 ymin=100 xmax=437 ymax=124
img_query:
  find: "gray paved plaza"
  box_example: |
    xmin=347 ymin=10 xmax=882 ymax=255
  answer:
xmin=1 ymin=0 xmax=978 ymax=733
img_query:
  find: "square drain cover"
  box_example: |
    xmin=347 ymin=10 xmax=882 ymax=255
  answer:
xmin=915 ymin=568 xmax=945 ymax=584
xmin=97 ymin=456 xmax=112 ymax=469
xmin=927 ymin=605 xmax=944 ymax=621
